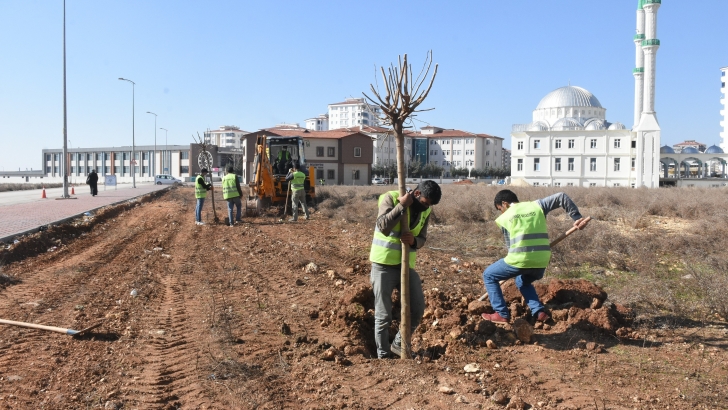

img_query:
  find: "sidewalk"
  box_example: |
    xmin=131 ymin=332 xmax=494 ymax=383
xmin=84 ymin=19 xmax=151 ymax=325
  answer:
xmin=0 ymin=184 xmax=170 ymax=243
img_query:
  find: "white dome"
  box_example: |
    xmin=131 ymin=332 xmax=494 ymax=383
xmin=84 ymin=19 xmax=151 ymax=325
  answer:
xmin=552 ymin=118 xmax=582 ymax=131
xmin=536 ymin=86 xmax=602 ymax=110
xmin=608 ymin=122 xmax=627 ymax=130
xmin=584 ymin=119 xmax=605 ymax=130
xmin=528 ymin=121 xmax=550 ymax=131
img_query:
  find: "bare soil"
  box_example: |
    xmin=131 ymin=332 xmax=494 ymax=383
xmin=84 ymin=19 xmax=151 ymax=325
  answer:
xmin=0 ymin=187 xmax=726 ymax=409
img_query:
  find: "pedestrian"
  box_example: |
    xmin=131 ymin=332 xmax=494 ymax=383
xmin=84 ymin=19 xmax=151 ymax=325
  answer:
xmin=481 ymin=189 xmax=590 ymax=323
xmin=194 ymin=168 xmax=213 ymax=225
xmin=222 ymin=165 xmax=243 ymax=227
xmin=369 ymin=180 xmax=442 ymax=358
xmin=86 ymin=169 xmax=98 ymax=196
xmin=285 ymin=163 xmax=310 ymax=221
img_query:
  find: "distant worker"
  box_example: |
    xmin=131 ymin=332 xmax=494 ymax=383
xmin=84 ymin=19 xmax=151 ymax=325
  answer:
xmin=319 ymin=178 xmax=325 ymax=186
xmin=285 ymin=163 xmax=310 ymax=221
xmin=277 ymin=146 xmax=291 ymax=174
xmin=369 ymin=181 xmax=442 ymax=359
xmin=222 ymin=165 xmax=243 ymax=227
xmin=481 ymin=190 xmax=590 ymax=324
xmin=86 ymin=169 xmax=98 ymax=197
xmin=194 ymin=168 xmax=213 ymax=225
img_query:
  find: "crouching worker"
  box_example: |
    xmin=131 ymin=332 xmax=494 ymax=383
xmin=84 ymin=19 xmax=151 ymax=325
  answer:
xmin=482 ymin=189 xmax=589 ymax=323
xmin=369 ymin=180 xmax=442 ymax=358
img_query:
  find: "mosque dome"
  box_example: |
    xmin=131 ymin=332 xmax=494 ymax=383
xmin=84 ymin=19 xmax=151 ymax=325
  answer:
xmin=660 ymin=145 xmax=675 ymax=154
xmin=552 ymin=118 xmax=582 ymax=131
xmin=584 ymin=119 xmax=605 ymax=130
xmin=705 ymin=145 xmax=724 ymax=154
xmin=681 ymin=147 xmax=699 ymax=154
xmin=536 ymin=86 xmax=602 ymax=110
xmin=528 ymin=121 xmax=549 ymax=131
xmin=608 ymin=122 xmax=627 ymax=130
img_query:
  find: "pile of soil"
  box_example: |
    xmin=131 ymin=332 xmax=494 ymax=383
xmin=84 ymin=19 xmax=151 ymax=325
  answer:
xmin=0 ymin=187 xmax=725 ymax=409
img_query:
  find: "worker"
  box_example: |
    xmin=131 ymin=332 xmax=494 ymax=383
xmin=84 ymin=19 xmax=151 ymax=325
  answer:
xmin=277 ymin=147 xmax=291 ymax=174
xmin=194 ymin=168 xmax=213 ymax=225
xmin=319 ymin=178 xmax=325 ymax=186
xmin=481 ymin=189 xmax=590 ymax=323
xmin=369 ymin=180 xmax=442 ymax=359
xmin=285 ymin=163 xmax=310 ymax=221
xmin=222 ymin=165 xmax=243 ymax=227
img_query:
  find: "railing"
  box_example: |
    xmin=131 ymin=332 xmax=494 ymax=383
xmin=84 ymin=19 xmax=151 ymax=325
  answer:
xmin=641 ymin=39 xmax=660 ymax=46
xmin=512 ymin=124 xmax=532 ymax=132
xmin=644 ymin=0 xmax=661 ymax=5
xmin=633 ymin=67 xmax=644 ymax=73
xmin=633 ymin=34 xmax=645 ymax=40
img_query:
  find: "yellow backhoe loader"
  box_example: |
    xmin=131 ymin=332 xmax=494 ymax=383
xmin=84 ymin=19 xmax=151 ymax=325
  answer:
xmin=246 ymin=135 xmax=316 ymax=215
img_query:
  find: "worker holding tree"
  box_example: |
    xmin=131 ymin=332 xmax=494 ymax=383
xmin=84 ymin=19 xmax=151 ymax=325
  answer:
xmin=285 ymin=163 xmax=310 ymax=221
xmin=222 ymin=165 xmax=243 ymax=227
xmin=481 ymin=189 xmax=589 ymax=323
xmin=194 ymin=168 xmax=213 ymax=225
xmin=369 ymin=180 xmax=442 ymax=359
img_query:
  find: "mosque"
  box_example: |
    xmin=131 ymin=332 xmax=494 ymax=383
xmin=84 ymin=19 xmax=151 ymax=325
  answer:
xmin=510 ymin=0 xmax=727 ymax=188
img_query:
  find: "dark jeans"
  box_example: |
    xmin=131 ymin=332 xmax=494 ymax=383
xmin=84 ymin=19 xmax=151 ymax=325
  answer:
xmin=195 ymin=198 xmax=205 ymax=222
xmin=482 ymin=258 xmax=546 ymax=319
xmin=227 ymin=197 xmax=242 ymax=225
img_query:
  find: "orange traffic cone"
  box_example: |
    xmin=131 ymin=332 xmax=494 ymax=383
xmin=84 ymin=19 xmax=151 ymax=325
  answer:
xmin=41 ymin=186 xmax=47 ymax=199
xmin=71 ymin=185 xmax=75 ymax=195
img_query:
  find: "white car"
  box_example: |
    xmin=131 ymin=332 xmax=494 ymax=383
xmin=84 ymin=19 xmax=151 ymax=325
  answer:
xmin=372 ymin=178 xmax=385 ymax=185
xmin=155 ymin=174 xmax=182 ymax=185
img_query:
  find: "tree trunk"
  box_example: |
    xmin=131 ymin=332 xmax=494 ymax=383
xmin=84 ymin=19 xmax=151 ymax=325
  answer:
xmin=394 ymin=122 xmax=412 ymax=359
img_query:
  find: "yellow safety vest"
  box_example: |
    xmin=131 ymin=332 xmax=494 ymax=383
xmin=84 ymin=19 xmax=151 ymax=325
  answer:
xmin=495 ymin=201 xmax=551 ymax=268
xmin=195 ymin=175 xmax=207 ymax=199
xmin=369 ymin=191 xmax=431 ymax=269
xmin=222 ymin=173 xmax=240 ymax=199
xmin=291 ymin=171 xmax=306 ymax=191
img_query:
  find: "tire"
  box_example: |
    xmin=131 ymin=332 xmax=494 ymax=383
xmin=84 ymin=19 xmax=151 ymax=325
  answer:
xmin=156 ymin=181 xmax=162 ymax=185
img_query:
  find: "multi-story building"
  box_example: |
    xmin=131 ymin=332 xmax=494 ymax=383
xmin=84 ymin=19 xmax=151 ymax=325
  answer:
xmin=327 ymin=98 xmax=381 ymax=130
xmin=672 ymin=140 xmax=707 ymax=153
xmin=407 ymin=126 xmax=503 ymax=177
xmin=204 ymin=125 xmax=248 ymax=148
xmin=304 ymin=114 xmax=329 ymax=131
xmin=502 ymin=148 xmax=511 ymax=170
xmin=720 ymin=66 xmax=727 ymax=151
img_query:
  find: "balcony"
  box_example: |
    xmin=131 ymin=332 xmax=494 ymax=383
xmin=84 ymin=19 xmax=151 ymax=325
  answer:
xmin=644 ymin=0 xmax=661 ymax=4
xmin=641 ymin=39 xmax=660 ymax=46
xmin=633 ymin=67 xmax=644 ymax=74
xmin=633 ymin=34 xmax=645 ymax=40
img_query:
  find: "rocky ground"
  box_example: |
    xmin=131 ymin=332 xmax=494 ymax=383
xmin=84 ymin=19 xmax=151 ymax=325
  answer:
xmin=0 ymin=187 xmax=726 ymax=409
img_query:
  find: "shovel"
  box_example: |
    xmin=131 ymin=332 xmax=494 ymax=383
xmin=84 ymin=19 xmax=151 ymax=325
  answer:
xmin=281 ymin=179 xmax=292 ymax=222
xmin=478 ymin=217 xmax=592 ymax=301
xmin=0 ymin=318 xmax=104 ymax=337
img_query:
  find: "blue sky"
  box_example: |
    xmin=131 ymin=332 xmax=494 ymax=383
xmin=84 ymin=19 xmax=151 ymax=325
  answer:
xmin=1 ymin=1 xmax=726 ymax=171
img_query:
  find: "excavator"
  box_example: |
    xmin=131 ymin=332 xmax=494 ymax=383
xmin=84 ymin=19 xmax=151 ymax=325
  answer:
xmin=246 ymin=135 xmax=316 ymax=216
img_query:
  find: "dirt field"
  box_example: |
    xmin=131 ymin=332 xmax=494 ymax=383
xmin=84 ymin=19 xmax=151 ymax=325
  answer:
xmin=0 ymin=187 xmax=726 ymax=409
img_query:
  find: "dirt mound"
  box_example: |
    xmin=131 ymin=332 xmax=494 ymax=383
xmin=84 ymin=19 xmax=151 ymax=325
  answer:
xmin=452 ymin=179 xmax=474 ymax=185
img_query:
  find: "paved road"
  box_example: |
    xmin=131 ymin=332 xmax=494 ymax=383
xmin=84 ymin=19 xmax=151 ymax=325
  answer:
xmin=0 ymin=183 xmax=172 ymax=242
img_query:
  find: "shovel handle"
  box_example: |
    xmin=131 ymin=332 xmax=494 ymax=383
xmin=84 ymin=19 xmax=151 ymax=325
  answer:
xmin=0 ymin=318 xmax=77 ymax=335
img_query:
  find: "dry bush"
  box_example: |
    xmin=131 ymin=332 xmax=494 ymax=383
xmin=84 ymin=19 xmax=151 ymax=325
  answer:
xmin=0 ymin=183 xmax=63 ymax=192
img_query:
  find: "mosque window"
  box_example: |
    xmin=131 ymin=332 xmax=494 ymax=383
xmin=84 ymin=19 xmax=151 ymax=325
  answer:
xmin=517 ymin=159 xmax=523 ymax=171
xmin=568 ymin=158 xmax=574 ymax=171
xmin=534 ymin=158 xmax=540 ymax=171
xmin=517 ymin=141 xmax=523 ymax=150
xmin=555 ymin=140 xmax=562 ymax=149
xmin=614 ymin=158 xmax=621 ymax=171
xmin=614 ymin=139 xmax=621 ymax=149
xmin=554 ymin=158 xmax=561 ymax=171
xmin=568 ymin=139 xmax=575 ymax=149
xmin=533 ymin=140 xmax=541 ymax=149
xmin=632 ymin=140 xmax=637 ymax=148
xmin=567 ymin=182 xmax=574 ymax=186
xmin=581 ymin=110 xmax=585 ymax=115
xmin=590 ymin=158 xmax=597 ymax=171
xmin=590 ymin=139 xmax=597 ymax=149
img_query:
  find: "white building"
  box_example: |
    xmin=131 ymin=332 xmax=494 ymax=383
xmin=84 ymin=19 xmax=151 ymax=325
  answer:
xmin=204 ymin=126 xmax=248 ymax=149
xmin=510 ymin=0 xmax=661 ymax=188
xmin=409 ymin=126 xmax=503 ymax=176
xmin=327 ymin=98 xmax=381 ymax=130
xmin=305 ymin=114 xmax=329 ymax=131
xmin=720 ymin=66 xmax=727 ymax=151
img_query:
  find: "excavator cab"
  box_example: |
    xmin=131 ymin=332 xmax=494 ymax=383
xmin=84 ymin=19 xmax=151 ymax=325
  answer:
xmin=247 ymin=135 xmax=315 ymax=215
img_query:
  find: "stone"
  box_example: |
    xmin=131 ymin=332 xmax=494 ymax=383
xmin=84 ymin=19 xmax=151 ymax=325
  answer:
xmin=438 ymin=386 xmax=454 ymax=394
xmin=449 ymin=328 xmax=463 ymax=340
xmin=486 ymin=339 xmax=498 ymax=349
xmin=491 ymin=390 xmax=508 ymax=405
xmin=463 ymin=363 xmax=480 ymax=373
xmin=467 ymin=300 xmax=490 ymax=315
xmin=505 ymin=396 xmax=526 ymax=410
xmin=305 ymin=262 xmax=318 ymax=274
xmin=591 ymin=297 xmax=603 ymax=309
xmin=327 ymin=270 xmax=338 ymax=280
xmin=512 ymin=318 xmax=533 ymax=343
xmin=455 ymin=395 xmax=468 ymax=403
xmin=295 ymin=279 xmax=305 ymax=286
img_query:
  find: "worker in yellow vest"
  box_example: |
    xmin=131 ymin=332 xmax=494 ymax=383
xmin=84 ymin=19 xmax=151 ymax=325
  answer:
xmin=369 ymin=180 xmax=441 ymax=359
xmin=285 ymin=162 xmax=309 ymax=221
xmin=481 ymin=190 xmax=589 ymax=324
xmin=194 ymin=168 xmax=213 ymax=225
xmin=222 ymin=165 xmax=243 ymax=227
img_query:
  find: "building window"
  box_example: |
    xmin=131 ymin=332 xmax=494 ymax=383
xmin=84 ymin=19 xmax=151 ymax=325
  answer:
xmin=180 ymin=165 xmax=189 ymax=174
xmin=590 ymin=139 xmax=597 ymax=149
xmin=631 ymin=157 xmax=636 ymax=170
xmin=316 ymin=169 xmax=324 ymax=180
xmin=534 ymin=140 xmax=541 ymax=149
xmin=354 ymin=147 xmax=361 ymax=157
xmin=613 ymin=183 xmax=620 ymax=187
xmin=555 ymin=158 xmax=561 ymax=171
xmin=555 ymin=139 xmax=562 ymax=149
xmin=614 ymin=139 xmax=621 ymax=149
xmin=181 ymin=151 xmax=190 ymax=159
xmin=568 ymin=139 xmax=575 ymax=149
xmin=517 ymin=159 xmax=523 ymax=171
xmin=554 ymin=182 xmax=561 ymax=187
xmin=568 ymin=158 xmax=574 ymax=171
xmin=486 ymin=140 xmax=490 ymax=145
xmin=567 ymin=182 xmax=574 ymax=186
xmin=327 ymin=169 xmax=335 ymax=179
xmin=614 ymin=158 xmax=620 ymax=171
xmin=590 ymin=183 xmax=597 ymax=187
xmin=46 ymin=154 xmax=51 ymax=161
xmin=534 ymin=158 xmax=540 ymax=171
xmin=590 ymin=158 xmax=597 ymax=172
xmin=353 ymin=170 xmax=360 ymax=180
xmin=327 ymin=147 xmax=335 ymax=157
xmin=316 ymin=147 xmax=324 ymax=157
xmin=533 ymin=182 xmax=539 ymax=186
xmin=46 ymin=166 xmax=51 ymax=173
xmin=517 ymin=141 xmax=523 ymax=150
xmin=631 ymin=140 xmax=637 ymax=148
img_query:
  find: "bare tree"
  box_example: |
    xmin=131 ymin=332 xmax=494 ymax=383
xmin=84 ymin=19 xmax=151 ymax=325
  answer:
xmin=363 ymin=51 xmax=437 ymax=359
xmin=192 ymin=132 xmax=220 ymax=223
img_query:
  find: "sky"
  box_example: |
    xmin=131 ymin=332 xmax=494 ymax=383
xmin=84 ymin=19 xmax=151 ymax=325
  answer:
xmin=1 ymin=0 xmax=726 ymax=171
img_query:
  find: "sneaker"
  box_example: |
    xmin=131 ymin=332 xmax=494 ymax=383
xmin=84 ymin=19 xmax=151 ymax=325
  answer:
xmin=288 ymin=218 xmax=297 ymax=222
xmin=229 ymin=224 xmax=234 ymax=227
xmin=389 ymin=343 xmax=402 ymax=358
xmin=481 ymin=312 xmax=510 ymax=323
xmin=305 ymin=216 xmax=310 ymax=220
xmin=536 ymin=311 xmax=551 ymax=322
xmin=196 ymin=221 xmax=204 ymax=225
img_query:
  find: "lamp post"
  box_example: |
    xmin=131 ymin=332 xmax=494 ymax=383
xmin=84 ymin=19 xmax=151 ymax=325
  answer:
xmin=160 ymin=127 xmax=168 ymax=174
xmin=146 ymin=112 xmax=157 ymax=176
xmin=118 ymin=77 xmax=136 ymax=188
xmin=61 ymin=0 xmax=70 ymax=198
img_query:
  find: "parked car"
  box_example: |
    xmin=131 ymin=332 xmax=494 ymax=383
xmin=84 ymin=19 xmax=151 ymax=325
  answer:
xmin=155 ymin=174 xmax=182 ymax=185
xmin=372 ymin=178 xmax=385 ymax=185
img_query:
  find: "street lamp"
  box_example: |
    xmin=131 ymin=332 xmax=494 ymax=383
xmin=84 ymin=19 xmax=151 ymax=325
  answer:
xmin=146 ymin=112 xmax=157 ymax=176
xmin=61 ymin=0 xmax=71 ymax=198
xmin=118 ymin=77 xmax=136 ymax=188
xmin=160 ymin=127 xmax=168 ymax=174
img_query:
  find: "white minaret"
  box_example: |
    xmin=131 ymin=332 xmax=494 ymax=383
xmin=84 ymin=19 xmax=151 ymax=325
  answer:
xmin=720 ymin=66 xmax=727 ymax=152
xmin=633 ymin=0 xmax=661 ymax=188
xmin=633 ymin=4 xmax=645 ymax=128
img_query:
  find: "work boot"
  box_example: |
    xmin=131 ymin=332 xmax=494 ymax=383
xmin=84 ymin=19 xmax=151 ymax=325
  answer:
xmin=389 ymin=343 xmax=415 ymax=358
xmin=481 ymin=312 xmax=510 ymax=323
xmin=536 ymin=311 xmax=551 ymax=322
